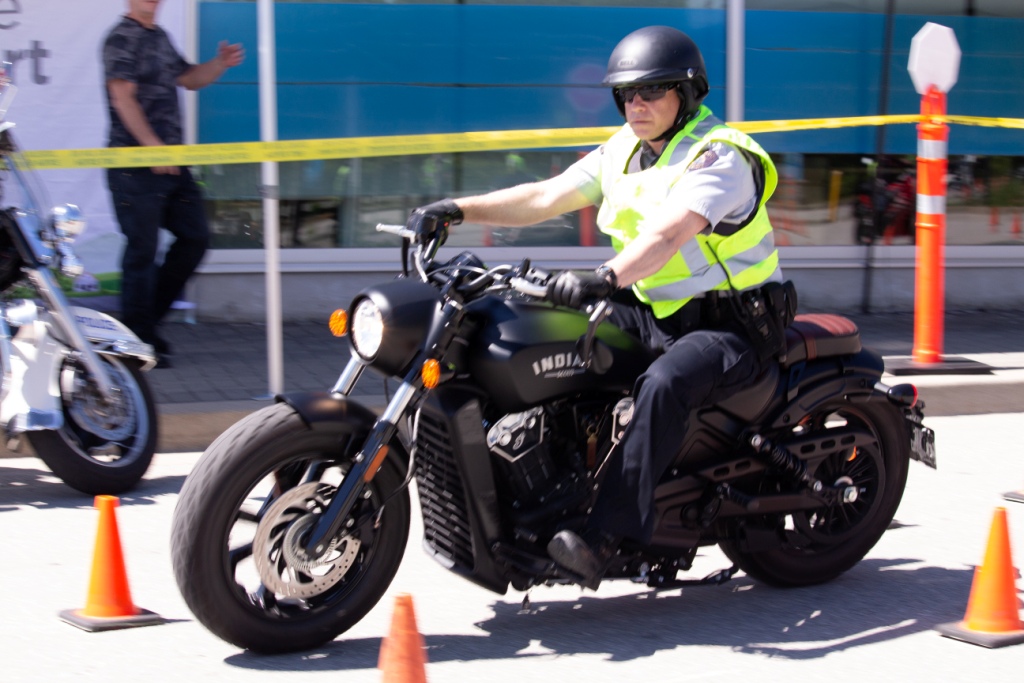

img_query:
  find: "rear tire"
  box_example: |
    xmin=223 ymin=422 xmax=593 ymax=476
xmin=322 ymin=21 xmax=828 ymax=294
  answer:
xmin=171 ymin=402 xmax=410 ymax=653
xmin=719 ymin=398 xmax=910 ymax=587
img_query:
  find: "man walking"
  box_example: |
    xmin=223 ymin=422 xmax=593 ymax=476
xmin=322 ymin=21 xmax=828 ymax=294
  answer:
xmin=103 ymin=0 xmax=243 ymax=366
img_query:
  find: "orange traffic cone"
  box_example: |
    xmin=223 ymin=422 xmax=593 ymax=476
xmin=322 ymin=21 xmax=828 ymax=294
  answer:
xmin=1012 ymin=213 xmax=1022 ymax=238
xmin=936 ymin=507 xmax=1024 ymax=647
xmin=378 ymin=593 xmax=428 ymax=683
xmin=59 ymin=495 xmax=164 ymax=632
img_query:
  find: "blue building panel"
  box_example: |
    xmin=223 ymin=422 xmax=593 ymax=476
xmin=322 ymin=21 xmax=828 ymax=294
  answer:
xmin=198 ymin=4 xmax=727 ymax=143
xmin=197 ymin=4 xmax=1024 ymax=155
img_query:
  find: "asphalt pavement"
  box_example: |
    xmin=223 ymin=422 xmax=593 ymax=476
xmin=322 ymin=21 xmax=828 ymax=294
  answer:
xmin=2 ymin=411 xmax=1024 ymax=682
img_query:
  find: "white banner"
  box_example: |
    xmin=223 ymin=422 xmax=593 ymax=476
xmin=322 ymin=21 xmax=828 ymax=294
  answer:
xmin=0 ymin=0 xmax=188 ymax=290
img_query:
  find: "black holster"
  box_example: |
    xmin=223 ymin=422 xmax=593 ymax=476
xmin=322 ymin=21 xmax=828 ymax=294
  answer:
xmin=733 ymin=280 xmax=798 ymax=362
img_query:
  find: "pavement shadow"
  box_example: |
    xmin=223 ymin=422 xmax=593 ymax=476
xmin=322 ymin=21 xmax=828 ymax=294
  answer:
xmin=0 ymin=464 xmax=186 ymax=511
xmin=223 ymin=556 xmax=975 ymax=671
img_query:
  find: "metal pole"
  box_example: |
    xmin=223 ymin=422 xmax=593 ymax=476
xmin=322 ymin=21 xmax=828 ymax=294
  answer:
xmin=726 ymin=0 xmax=745 ymax=123
xmin=257 ymin=0 xmax=284 ymax=396
xmin=183 ymin=0 xmax=197 ymax=146
xmin=862 ymin=0 xmax=896 ymax=314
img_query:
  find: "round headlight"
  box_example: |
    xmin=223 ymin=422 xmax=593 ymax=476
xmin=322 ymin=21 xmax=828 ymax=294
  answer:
xmin=52 ymin=204 xmax=85 ymax=241
xmin=350 ymin=298 xmax=384 ymax=360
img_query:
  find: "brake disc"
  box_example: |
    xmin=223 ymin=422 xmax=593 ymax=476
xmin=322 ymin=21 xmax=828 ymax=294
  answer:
xmin=253 ymin=482 xmax=361 ymax=599
xmin=61 ymin=360 xmax=137 ymax=442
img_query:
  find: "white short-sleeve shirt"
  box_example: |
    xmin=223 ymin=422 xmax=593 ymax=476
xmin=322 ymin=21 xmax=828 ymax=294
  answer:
xmin=563 ymin=137 xmax=760 ymax=230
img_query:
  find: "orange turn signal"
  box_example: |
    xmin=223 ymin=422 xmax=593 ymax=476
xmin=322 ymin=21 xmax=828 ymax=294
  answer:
xmin=363 ymin=445 xmax=389 ymax=482
xmin=328 ymin=309 xmax=348 ymax=337
xmin=421 ymin=359 xmax=441 ymax=389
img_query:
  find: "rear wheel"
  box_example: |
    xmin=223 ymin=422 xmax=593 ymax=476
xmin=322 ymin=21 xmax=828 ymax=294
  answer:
xmin=719 ymin=398 xmax=910 ymax=587
xmin=171 ymin=403 xmax=410 ymax=653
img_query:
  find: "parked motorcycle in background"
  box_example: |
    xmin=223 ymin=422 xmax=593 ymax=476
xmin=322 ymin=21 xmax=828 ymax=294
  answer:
xmin=0 ymin=70 xmax=158 ymax=494
xmin=854 ymin=161 xmax=916 ymax=246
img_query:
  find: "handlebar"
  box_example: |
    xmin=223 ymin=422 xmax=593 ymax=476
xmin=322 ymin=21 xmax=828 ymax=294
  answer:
xmin=376 ymin=223 xmax=414 ymax=239
xmin=376 ymin=221 xmax=612 ymax=370
xmin=507 ymin=277 xmax=548 ymax=299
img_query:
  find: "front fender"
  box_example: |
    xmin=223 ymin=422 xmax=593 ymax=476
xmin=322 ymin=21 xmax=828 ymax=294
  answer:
xmin=68 ymin=307 xmax=156 ymax=369
xmin=275 ymin=391 xmax=410 ymax=466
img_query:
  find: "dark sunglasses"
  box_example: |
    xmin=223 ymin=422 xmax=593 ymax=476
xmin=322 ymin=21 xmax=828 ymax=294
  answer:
xmin=613 ymin=83 xmax=674 ymax=104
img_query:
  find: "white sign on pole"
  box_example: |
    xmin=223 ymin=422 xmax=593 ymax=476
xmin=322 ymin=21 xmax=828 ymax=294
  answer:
xmin=907 ymin=22 xmax=961 ymax=95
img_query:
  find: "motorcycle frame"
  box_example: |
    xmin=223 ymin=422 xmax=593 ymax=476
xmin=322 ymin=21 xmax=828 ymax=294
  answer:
xmin=283 ymin=232 xmax=934 ymax=596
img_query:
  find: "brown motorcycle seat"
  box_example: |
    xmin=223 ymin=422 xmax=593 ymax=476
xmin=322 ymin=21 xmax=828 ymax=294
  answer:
xmin=782 ymin=313 xmax=862 ymax=368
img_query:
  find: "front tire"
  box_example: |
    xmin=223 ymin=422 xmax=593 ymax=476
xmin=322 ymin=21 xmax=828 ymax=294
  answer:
xmin=171 ymin=402 xmax=411 ymax=653
xmin=28 ymin=355 xmax=157 ymax=495
xmin=719 ymin=398 xmax=910 ymax=587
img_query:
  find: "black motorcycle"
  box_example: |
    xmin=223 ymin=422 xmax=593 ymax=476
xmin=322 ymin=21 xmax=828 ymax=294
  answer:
xmin=171 ymin=222 xmax=936 ymax=653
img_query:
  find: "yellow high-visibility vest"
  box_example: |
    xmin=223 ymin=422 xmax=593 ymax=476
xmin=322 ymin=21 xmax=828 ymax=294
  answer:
xmin=597 ymin=105 xmax=782 ymax=318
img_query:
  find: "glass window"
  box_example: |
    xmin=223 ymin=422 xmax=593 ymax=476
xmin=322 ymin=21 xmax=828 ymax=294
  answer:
xmin=200 ymin=152 xmax=1024 ymax=249
xmin=765 ymin=153 xmax=1024 ymax=247
xmin=201 ymin=149 xmax=609 ymax=249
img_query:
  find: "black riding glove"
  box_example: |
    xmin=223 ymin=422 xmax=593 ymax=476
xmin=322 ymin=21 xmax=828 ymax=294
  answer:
xmin=406 ymin=198 xmax=464 ymax=246
xmin=547 ymin=268 xmax=616 ymax=309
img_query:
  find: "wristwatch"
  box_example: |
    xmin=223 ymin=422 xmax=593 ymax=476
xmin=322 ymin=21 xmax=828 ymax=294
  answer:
xmin=595 ymin=264 xmax=619 ymax=289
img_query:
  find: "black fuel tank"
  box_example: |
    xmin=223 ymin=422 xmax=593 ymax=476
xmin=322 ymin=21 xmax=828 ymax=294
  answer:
xmin=466 ymin=297 xmax=653 ymax=413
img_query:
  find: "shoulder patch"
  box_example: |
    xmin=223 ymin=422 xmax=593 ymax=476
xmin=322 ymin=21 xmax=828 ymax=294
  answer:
xmin=688 ymin=149 xmax=719 ymax=171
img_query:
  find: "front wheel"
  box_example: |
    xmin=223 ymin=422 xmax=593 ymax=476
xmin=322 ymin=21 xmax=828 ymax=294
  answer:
xmin=28 ymin=354 xmax=157 ymax=495
xmin=171 ymin=402 xmax=411 ymax=653
xmin=719 ymin=398 xmax=910 ymax=587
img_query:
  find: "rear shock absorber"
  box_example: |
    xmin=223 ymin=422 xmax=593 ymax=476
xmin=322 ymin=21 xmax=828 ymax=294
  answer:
xmin=747 ymin=433 xmax=822 ymax=491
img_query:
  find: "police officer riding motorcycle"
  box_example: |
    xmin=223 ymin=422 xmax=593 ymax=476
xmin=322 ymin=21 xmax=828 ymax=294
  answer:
xmin=171 ymin=26 xmax=935 ymax=653
xmin=412 ymin=25 xmax=791 ymax=589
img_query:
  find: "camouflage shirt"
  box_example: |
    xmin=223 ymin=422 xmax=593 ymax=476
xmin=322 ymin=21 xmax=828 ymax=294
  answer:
xmin=103 ymin=16 xmax=192 ymax=148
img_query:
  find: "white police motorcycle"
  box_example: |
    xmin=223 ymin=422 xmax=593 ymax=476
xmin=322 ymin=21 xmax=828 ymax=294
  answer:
xmin=0 ymin=72 xmax=157 ymax=494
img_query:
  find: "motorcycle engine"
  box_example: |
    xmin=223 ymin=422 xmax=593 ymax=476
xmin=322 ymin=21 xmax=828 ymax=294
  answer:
xmin=486 ymin=407 xmax=557 ymax=506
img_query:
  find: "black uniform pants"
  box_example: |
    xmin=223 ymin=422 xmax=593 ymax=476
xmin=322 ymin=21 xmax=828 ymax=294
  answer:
xmin=588 ymin=290 xmax=766 ymax=543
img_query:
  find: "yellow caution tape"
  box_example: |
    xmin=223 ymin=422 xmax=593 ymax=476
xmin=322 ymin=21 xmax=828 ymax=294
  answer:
xmin=20 ymin=114 xmax=1024 ymax=170
xmin=945 ymin=115 xmax=1024 ymax=130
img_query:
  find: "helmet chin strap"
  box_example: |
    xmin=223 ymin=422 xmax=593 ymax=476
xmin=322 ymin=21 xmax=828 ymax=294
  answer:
xmin=652 ymin=83 xmax=699 ymax=142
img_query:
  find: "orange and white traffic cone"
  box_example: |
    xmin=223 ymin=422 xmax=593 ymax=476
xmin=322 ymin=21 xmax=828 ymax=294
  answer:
xmin=936 ymin=507 xmax=1024 ymax=647
xmin=379 ymin=593 xmax=428 ymax=682
xmin=59 ymin=496 xmax=164 ymax=632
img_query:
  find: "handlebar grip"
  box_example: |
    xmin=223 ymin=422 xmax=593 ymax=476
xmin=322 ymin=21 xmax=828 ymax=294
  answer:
xmin=376 ymin=223 xmax=415 ymax=238
xmin=508 ymin=277 xmax=548 ymax=299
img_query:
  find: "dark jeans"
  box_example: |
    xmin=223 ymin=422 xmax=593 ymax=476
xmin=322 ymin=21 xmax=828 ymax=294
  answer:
xmin=588 ymin=290 xmax=765 ymax=543
xmin=107 ymin=167 xmax=209 ymax=344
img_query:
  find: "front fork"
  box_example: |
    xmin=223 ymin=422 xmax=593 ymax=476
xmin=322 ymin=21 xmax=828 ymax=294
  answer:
xmin=28 ymin=267 xmax=117 ymax=400
xmin=304 ymin=356 xmax=422 ymax=555
xmin=306 ymin=296 xmax=466 ymax=554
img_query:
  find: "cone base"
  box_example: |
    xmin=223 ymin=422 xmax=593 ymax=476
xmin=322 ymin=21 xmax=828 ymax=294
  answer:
xmin=59 ymin=607 xmax=165 ymax=632
xmin=936 ymin=620 xmax=1024 ymax=648
xmin=1003 ymin=490 xmax=1024 ymax=504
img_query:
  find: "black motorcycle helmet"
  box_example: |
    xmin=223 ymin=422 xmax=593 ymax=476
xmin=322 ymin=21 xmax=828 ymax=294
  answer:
xmin=603 ymin=26 xmax=710 ymax=139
